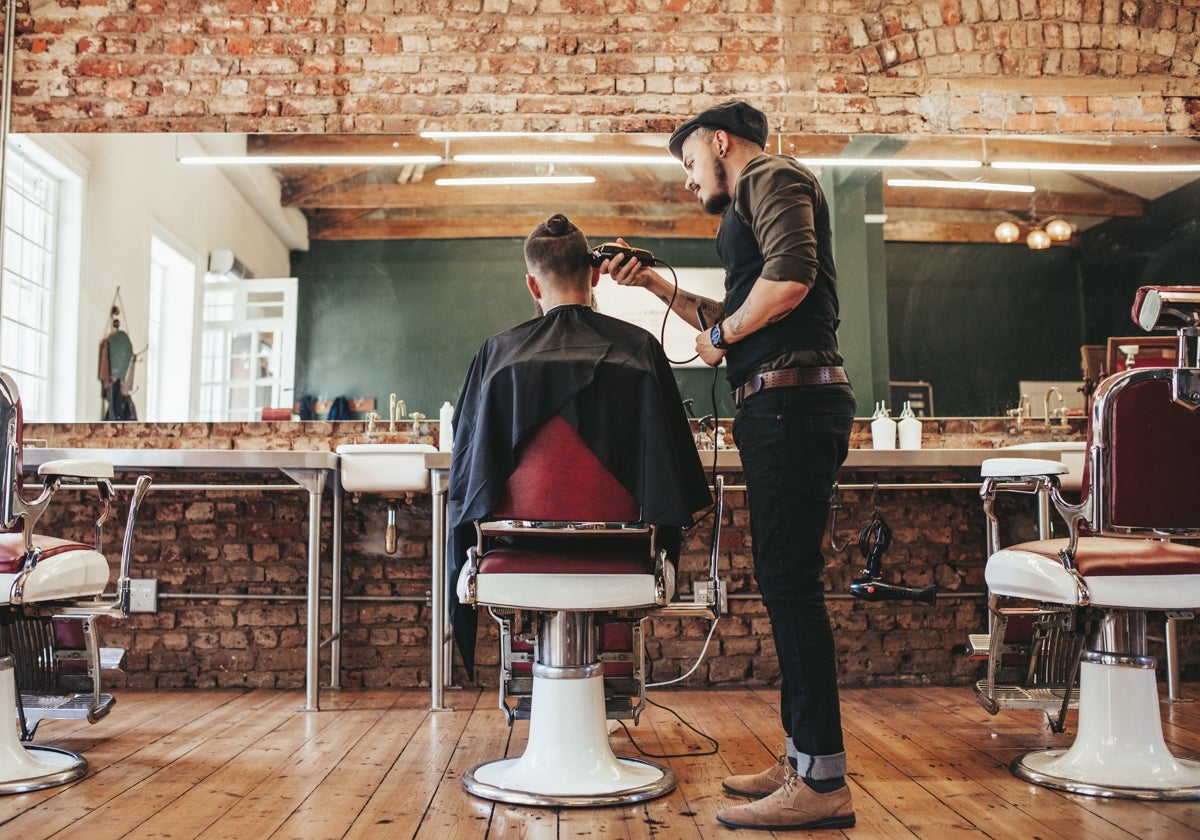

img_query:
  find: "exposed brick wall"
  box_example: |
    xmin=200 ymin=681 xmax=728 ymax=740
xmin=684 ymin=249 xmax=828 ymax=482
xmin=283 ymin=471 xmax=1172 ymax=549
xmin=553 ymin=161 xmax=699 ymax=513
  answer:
xmin=23 ymin=419 xmax=1198 ymax=693
xmin=5 ymin=1 xmax=1199 ymax=135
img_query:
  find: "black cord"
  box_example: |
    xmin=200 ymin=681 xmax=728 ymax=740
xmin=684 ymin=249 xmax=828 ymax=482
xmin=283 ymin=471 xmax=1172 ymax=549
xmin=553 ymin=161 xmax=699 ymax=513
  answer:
xmin=618 ymin=628 xmax=720 ymax=758
xmin=615 ymin=695 xmax=720 ymax=758
xmin=857 ymin=512 xmax=892 ymax=578
xmin=656 ymin=260 xmax=701 ymax=367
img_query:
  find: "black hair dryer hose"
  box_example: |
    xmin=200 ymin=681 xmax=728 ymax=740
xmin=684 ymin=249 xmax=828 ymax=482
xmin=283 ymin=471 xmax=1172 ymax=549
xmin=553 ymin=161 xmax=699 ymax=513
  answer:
xmin=848 ymin=512 xmax=937 ymax=606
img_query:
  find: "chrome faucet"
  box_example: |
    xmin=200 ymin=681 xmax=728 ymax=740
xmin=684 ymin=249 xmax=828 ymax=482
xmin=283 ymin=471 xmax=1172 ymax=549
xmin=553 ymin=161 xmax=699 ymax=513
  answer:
xmin=1043 ymin=386 xmax=1065 ymax=426
xmin=1006 ymin=393 xmax=1032 ymax=430
xmin=389 ymin=396 xmax=406 ymax=432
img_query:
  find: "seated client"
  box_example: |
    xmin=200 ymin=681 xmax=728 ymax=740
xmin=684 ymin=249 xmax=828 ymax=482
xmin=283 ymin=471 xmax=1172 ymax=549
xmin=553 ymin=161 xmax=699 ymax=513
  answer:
xmin=446 ymin=213 xmax=712 ymax=676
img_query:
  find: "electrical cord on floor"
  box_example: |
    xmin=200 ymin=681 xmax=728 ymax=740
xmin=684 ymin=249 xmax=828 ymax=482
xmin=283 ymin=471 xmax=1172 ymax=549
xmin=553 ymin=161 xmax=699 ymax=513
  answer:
xmin=614 ymin=695 xmax=720 ymax=758
xmin=610 ymin=617 xmax=722 ymax=758
xmin=647 ymin=616 xmax=720 ymax=689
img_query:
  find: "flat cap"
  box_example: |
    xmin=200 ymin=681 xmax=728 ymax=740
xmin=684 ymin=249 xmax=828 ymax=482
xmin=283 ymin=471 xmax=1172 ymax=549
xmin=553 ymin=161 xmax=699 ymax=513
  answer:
xmin=668 ymin=100 xmax=769 ymax=160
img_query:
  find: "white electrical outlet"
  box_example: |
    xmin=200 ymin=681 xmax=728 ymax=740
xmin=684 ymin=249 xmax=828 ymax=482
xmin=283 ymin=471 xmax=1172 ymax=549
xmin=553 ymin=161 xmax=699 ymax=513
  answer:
xmin=129 ymin=578 xmax=158 ymax=613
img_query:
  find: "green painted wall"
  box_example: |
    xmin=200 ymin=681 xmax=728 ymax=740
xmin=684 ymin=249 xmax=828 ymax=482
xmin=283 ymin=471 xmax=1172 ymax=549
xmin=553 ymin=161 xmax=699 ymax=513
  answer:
xmin=293 ymin=237 xmax=737 ymax=421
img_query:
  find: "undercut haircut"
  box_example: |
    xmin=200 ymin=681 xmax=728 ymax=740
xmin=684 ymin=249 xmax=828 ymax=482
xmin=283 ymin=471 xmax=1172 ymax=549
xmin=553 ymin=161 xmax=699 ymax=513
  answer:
xmin=524 ymin=213 xmax=592 ymax=293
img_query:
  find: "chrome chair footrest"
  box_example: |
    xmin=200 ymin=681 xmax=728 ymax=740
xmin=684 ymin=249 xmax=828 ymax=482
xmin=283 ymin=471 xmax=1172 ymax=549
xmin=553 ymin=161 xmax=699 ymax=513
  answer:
xmin=509 ymin=693 xmax=637 ymax=722
xmin=99 ymin=647 xmax=126 ymax=672
xmin=966 ymin=633 xmax=991 ymax=660
xmin=20 ymin=691 xmax=116 ymax=724
xmin=973 ymin=678 xmax=1078 ymax=711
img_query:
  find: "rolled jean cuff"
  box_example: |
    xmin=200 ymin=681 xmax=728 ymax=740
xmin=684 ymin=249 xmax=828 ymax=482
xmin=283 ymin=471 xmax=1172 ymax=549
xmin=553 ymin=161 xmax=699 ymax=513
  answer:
xmin=788 ymin=740 xmax=848 ymax=780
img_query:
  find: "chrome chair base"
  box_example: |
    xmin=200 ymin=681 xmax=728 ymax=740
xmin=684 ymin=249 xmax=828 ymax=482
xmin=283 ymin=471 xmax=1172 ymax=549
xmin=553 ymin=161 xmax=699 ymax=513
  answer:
xmin=0 ymin=745 xmax=88 ymax=795
xmin=460 ymin=666 xmax=676 ymax=807
xmin=1012 ymin=752 xmax=1200 ymax=801
xmin=462 ymin=756 xmax=676 ymax=807
xmin=1 ymin=661 xmax=88 ymax=794
xmin=1010 ymin=659 xmax=1200 ymax=801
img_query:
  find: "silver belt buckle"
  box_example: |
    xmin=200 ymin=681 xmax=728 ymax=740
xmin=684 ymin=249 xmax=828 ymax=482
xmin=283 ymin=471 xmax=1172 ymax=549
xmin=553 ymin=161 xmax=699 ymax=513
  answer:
xmin=737 ymin=373 xmax=764 ymax=407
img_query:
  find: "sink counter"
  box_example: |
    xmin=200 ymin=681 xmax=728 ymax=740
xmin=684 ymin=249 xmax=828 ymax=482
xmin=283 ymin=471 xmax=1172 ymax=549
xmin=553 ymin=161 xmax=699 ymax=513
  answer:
xmin=424 ymin=446 xmax=1076 ymax=474
xmin=24 ymin=446 xmax=338 ymax=472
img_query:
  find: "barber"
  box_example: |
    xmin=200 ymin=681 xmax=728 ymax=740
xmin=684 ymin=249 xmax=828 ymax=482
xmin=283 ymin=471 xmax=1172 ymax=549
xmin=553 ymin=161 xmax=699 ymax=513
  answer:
xmin=603 ymin=100 xmax=857 ymax=832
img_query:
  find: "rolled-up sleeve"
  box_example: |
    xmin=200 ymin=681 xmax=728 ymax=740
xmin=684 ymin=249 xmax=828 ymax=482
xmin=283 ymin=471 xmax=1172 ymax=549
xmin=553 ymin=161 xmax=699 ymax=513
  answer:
xmin=735 ymin=160 xmax=820 ymax=286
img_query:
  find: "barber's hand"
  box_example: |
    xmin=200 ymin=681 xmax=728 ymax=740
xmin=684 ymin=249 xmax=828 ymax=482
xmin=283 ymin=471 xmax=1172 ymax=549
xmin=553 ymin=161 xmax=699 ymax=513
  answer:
xmin=695 ymin=330 xmax=727 ymax=367
xmin=602 ymin=237 xmax=653 ymax=289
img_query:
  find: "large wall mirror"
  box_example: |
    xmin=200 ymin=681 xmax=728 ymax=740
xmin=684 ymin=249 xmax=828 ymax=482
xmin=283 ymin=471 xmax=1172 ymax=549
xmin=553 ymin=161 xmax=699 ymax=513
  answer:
xmin=8 ymin=131 xmax=1198 ymax=423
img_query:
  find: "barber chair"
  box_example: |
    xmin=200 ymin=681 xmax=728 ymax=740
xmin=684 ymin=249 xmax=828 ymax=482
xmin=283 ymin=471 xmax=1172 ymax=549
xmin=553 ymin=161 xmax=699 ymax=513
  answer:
xmin=0 ymin=372 xmax=151 ymax=793
xmin=972 ymin=285 xmax=1200 ymax=800
xmin=457 ymin=415 xmax=721 ymax=806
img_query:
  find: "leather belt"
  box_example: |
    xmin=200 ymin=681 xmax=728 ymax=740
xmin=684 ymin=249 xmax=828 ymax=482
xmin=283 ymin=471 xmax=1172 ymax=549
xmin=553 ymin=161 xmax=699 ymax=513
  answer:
xmin=732 ymin=366 xmax=848 ymax=408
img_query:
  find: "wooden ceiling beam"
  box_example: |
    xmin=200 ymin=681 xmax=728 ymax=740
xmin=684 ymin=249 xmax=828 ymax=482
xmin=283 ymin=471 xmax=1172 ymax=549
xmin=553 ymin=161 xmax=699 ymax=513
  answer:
xmin=304 ymin=211 xmax=720 ymax=240
xmin=882 ymin=185 xmax=1146 ymax=217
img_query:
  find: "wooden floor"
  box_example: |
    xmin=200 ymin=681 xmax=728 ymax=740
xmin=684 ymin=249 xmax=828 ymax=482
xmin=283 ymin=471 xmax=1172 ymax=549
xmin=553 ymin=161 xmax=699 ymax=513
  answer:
xmin=3 ymin=684 xmax=1200 ymax=839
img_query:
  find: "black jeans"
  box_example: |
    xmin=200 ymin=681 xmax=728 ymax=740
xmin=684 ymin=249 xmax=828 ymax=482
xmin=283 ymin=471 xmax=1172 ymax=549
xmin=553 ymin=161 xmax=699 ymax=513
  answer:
xmin=732 ymin=383 xmax=855 ymax=781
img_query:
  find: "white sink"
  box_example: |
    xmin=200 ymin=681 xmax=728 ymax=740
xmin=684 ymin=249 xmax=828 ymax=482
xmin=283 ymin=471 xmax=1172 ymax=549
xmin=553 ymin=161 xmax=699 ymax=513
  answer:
xmin=1001 ymin=441 xmax=1086 ymax=491
xmin=336 ymin=443 xmax=437 ymax=494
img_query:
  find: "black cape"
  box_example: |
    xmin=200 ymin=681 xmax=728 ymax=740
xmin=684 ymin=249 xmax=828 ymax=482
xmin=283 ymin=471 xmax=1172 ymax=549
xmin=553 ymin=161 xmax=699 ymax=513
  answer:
xmin=448 ymin=305 xmax=711 ymax=677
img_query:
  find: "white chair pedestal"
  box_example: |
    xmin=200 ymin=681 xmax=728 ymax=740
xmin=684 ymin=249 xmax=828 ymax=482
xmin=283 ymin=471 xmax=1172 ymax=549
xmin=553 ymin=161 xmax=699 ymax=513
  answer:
xmin=461 ymin=611 xmax=675 ymax=807
xmin=0 ymin=656 xmax=87 ymax=794
xmin=1012 ymin=657 xmax=1200 ymax=800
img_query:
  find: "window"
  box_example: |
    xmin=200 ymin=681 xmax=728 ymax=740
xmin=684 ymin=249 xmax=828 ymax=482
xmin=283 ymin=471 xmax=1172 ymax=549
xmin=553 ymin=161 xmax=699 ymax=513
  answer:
xmin=146 ymin=234 xmax=197 ymax=421
xmin=0 ymin=139 xmax=83 ymax=421
xmin=198 ymin=277 xmax=297 ymax=421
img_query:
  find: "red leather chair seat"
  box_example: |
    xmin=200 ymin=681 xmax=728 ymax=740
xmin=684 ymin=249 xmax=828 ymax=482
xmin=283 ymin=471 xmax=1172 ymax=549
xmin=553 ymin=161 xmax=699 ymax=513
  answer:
xmin=0 ymin=533 xmax=96 ymax=574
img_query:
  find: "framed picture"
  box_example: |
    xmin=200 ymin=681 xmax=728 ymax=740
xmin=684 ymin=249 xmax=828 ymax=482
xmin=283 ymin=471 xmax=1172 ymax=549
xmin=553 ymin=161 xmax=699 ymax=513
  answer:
xmin=889 ymin=381 xmax=934 ymax=417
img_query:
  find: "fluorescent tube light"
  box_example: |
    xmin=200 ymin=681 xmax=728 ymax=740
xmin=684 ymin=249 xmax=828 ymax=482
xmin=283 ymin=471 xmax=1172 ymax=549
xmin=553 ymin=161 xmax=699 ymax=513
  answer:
xmin=798 ymin=157 xmax=982 ymax=169
xmin=421 ymin=131 xmax=597 ymax=139
xmin=453 ymin=153 xmax=677 ymax=165
xmin=179 ymin=154 xmax=443 ymax=166
xmin=886 ymin=178 xmax=1035 ymax=193
xmin=992 ymin=161 xmax=1200 ymax=173
xmin=435 ymin=175 xmax=596 ymax=187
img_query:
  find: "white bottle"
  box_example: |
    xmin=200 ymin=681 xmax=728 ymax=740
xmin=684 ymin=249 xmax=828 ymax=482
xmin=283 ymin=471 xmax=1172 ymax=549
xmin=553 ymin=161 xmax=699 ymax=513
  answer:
xmin=870 ymin=401 xmax=896 ymax=450
xmin=898 ymin=401 xmax=922 ymax=450
xmin=439 ymin=401 xmax=454 ymax=451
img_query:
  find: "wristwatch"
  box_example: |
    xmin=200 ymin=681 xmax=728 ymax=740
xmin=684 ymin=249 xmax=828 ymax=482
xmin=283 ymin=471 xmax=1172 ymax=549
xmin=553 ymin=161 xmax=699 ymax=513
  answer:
xmin=710 ymin=321 xmax=730 ymax=350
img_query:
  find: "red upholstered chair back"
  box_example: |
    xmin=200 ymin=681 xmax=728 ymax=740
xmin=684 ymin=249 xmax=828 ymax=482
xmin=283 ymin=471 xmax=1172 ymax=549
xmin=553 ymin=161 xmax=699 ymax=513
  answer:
xmin=1092 ymin=370 xmax=1200 ymax=534
xmin=491 ymin=415 xmax=641 ymax=523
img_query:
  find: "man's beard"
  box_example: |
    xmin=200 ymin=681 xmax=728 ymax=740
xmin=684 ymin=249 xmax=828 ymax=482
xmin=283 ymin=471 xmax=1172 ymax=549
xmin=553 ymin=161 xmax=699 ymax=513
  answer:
xmin=702 ymin=156 xmax=732 ymax=215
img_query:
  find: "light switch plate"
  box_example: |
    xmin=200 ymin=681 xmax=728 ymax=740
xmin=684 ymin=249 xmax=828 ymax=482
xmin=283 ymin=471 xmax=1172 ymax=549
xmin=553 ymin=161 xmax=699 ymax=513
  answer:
xmin=129 ymin=578 xmax=158 ymax=613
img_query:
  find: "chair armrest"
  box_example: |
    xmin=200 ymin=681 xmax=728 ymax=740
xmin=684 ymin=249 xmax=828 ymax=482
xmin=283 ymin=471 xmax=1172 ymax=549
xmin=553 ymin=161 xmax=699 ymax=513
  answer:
xmin=980 ymin=457 xmax=1069 ymax=480
xmin=37 ymin=459 xmax=115 ymax=480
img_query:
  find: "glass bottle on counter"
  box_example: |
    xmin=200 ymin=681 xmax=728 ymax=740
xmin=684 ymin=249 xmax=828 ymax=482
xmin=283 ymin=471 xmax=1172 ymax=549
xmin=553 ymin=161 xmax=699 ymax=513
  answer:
xmin=898 ymin=401 xmax=922 ymax=450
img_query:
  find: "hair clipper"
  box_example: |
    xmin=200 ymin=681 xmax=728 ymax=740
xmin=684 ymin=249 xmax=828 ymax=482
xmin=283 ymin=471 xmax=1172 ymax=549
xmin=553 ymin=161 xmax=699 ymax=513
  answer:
xmin=589 ymin=242 xmax=659 ymax=268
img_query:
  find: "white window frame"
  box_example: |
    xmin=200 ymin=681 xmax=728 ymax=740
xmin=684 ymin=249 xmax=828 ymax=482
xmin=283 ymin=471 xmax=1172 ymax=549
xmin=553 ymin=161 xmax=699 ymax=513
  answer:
xmin=198 ymin=276 xmax=297 ymax=422
xmin=0 ymin=135 xmax=85 ymax=421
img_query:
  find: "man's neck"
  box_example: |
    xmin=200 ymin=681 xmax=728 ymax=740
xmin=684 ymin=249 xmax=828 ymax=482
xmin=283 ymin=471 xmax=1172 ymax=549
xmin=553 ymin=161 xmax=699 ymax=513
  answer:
xmin=540 ymin=296 xmax=589 ymax=313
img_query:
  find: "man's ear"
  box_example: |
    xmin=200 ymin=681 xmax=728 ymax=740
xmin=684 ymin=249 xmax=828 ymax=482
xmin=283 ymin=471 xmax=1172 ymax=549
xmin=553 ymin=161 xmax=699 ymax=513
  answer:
xmin=590 ymin=266 xmax=601 ymax=287
xmin=526 ymin=273 xmax=541 ymax=300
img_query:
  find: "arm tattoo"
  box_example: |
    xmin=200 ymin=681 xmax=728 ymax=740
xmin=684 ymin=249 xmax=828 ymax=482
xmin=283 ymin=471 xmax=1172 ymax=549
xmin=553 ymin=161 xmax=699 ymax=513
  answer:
xmin=699 ymin=299 xmax=724 ymax=322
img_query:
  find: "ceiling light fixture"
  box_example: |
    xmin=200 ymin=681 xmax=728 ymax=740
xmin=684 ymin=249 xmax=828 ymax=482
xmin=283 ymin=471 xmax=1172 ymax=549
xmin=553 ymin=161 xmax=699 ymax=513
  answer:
xmin=798 ymin=157 xmax=983 ymax=169
xmin=179 ymin=154 xmax=443 ymax=166
xmin=886 ymin=178 xmax=1036 ymax=193
xmin=453 ymin=153 xmax=678 ymax=166
xmin=1026 ymin=227 xmax=1052 ymax=250
xmin=993 ymin=221 xmax=1021 ymax=243
xmin=992 ymin=161 xmax=1200 ymax=174
xmin=434 ymin=175 xmax=596 ymax=187
xmin=421 ymin=131 xmax=594 ymax=139
xmin=1044 ymin=217 xmax=1074 ymax=241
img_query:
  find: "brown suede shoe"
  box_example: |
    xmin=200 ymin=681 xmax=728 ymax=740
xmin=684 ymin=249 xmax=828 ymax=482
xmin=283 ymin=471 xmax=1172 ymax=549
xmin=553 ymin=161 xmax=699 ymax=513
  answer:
xmin=716 ymin=772 xmax=855 ymax=831
xmin=722 ymin=754 xmax=791 ymax=798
